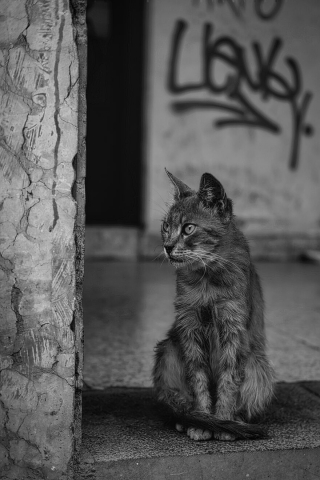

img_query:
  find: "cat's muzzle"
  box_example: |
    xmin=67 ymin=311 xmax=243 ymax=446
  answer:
xmin=167 ymin=254 xmax=185 ymax=266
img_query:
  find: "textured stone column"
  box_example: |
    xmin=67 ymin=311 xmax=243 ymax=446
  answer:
xmin=0 ymin=0 xmax=85 ymax=478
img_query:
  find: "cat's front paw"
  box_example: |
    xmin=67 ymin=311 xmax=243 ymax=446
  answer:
xmin=175 ymin=423 xmax=185 ymax=432
xmin=213 ymin=431 xmax=236 ymax=441
xmin=187 ymin=427 xmax=212 ymax=441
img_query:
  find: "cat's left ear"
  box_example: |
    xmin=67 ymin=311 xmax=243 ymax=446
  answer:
xmin=165 ymin=168 xmax=194 ymax=200
xmin=198 ymin=173 xmax=233 ymax=222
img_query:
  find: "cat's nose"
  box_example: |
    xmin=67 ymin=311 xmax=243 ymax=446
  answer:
xmin=164 ymin=245 xmax=174 ymax=255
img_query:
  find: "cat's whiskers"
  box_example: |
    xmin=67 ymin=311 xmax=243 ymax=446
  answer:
xmin=183 ymin=251 xmax=209 ymax=287
xmin=161 ymin=255 xmax=168 ymax=266
xmin=186 ymin=251 xmax=227 ymax=280
xmin=190 ymin=249 xmax=221 ymax=272
xmin=213 ymin=255 xmax=244 ymax=277
xmin=152 ymin=251 xmax=165 ymax=262
xmin=194 ymin=248 xmax=243 ymax=277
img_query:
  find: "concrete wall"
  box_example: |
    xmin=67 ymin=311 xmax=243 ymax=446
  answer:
xmin=143 ymin=0 xmax=320 ymax=256
xmin=0 ymin=0 xmax=85 ymax=478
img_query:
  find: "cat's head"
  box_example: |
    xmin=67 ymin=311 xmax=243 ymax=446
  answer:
xmin=161 ymin=169 xmax=233 ymax=267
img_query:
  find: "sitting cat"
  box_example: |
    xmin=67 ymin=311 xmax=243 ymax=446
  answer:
xmin=153 ymin=170 xmax=275 ymax=441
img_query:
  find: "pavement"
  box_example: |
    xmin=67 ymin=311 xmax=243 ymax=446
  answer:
xmin=80 ymin=261 xmax=320 ymax=479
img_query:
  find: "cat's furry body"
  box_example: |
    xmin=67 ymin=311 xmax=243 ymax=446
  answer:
xmin=153 ymin=171 xmax=275 ymax=441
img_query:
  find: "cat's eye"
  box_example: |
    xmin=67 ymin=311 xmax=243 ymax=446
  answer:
xmin=182 ymin=224 xmax=196 ymax=235
xmin=162 ymin=221 xmax=169 ymax=232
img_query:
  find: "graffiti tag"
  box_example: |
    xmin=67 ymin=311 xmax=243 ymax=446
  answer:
xmin=167 ymin=20 xmax=313 ymax=170
xmin=192 ymin=0 xmax=283 ymax=20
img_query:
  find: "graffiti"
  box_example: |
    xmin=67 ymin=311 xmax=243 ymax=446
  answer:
xmin=192 ymin=0 xmax=245 ymax=17
xmin=167 ymin=20 xmax=313 ymax=170
xmin=192 ymin=0 xmax=283 ymax=20
xmin=254 ymin=0 xmax=283 ymax=20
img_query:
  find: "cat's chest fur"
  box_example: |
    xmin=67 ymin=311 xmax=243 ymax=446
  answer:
xmin=175 ymin=273 xmax=226 ymax=344
xmin=176 ymin=269 xmax=233 ymax=311
xmin=175 ymin=270 xmax=236 ymax=355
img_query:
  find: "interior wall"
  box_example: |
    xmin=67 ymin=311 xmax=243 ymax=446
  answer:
xmin=143 ymin=0 xmax=320 ymax=250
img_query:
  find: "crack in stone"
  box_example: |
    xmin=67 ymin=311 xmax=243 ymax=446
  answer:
xmin=0 ymin=252 xmax=13 ymax=272
xmin=62 ymin=59 xmax=79 ymax=104
xmin=17 ymin=197 xmax=40 ymax=241
xmin=58 ymin=114 xmax=77 ymax=129
xmin=11 ymin=284 xmax=24 ymax=335
xmin=0 ymin=46 xmax=37 ymax=188
xmin=22 ymin=0 xmax=31 ymax=38
xmin=2 ymin=46 xmax=34 ymax=112
xmin=50 ymin=14 xmax=66 ymax=233
xmin=62 ymin=96 xmax=79 ymax=113
xmin=1 ymin=231 xmax=19 ymax=258
xmin=0 ymin=125 xmax=33 ymax=186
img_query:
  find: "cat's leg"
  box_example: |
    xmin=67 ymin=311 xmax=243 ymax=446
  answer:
xmin=153 ymin=337 xmax=193 ymax=425
xmin=214 ymin=302 xmax=248 ymax=441
xmin=179 ymin=330 xmax=214 ymax=440
xmin=238 ymin=354 xmax=275 ymax=420
xmin=214 ymin=367 xmax=240 ymax=441
xmin=237 ymin=276 xmax=275 ymax=420
xmin=153 ymin=336 xmax=213 ymax=440
xmin=184 ymin=369 xmax=212 ymax=441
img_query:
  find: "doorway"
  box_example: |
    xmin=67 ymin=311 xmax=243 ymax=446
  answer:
xmin=86 ymin=0 xmax=146 ymax=227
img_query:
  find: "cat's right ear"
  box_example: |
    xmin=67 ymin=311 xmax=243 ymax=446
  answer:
xmin=198 ymin=173 xmax=233 ymax=223
xmin=165 ymin=168 xmax=193 ymax=201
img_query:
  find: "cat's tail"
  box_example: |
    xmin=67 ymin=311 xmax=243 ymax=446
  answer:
xmin=175 ymin=410 xmax=266 ymax=439
xmin=159 ymin=404 xmax=266 ymax=439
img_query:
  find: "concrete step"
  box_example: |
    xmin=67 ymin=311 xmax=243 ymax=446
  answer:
xmin=79 ymin=382 xmax=320 ymax=479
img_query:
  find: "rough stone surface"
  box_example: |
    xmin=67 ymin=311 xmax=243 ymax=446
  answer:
xmin=70 ymin=0 xmax=87 ymax=469
xmin=0 ymin=0 xmax=84 ymax=478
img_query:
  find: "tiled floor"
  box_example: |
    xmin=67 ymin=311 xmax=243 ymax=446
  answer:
xmin=83 ymin=261 xmax=320 ymax=389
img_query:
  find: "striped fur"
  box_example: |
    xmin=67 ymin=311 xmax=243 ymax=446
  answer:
xmin=153 ymin=172 xmax=275 ymax=441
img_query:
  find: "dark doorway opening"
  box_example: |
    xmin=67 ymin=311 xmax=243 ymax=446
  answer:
xmin=86 ymin=0 xmax=146 ymax=226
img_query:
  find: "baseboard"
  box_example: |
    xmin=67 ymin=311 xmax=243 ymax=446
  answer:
xmin=85 ymin=226 xmax=140 ymax=260
xmin=141 ymin=231 xmax=320 ymax=261
xmin=85 ymin=226 xmax=320 ymax=261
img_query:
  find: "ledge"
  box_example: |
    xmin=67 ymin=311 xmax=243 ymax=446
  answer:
xmin=79 ymin=382 xmax=320 ymax=479
xmin=84 ymin=226 xmax=320 ymax=261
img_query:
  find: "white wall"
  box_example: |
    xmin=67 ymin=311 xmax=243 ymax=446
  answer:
xmin=144 ymin=0 xmax=320 ymax=243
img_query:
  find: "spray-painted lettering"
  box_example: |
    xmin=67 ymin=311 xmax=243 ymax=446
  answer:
xmin=192 ymin=0 xmax=284 ymax=20
xmin=168 ymin=20 xmax=313 ymax=170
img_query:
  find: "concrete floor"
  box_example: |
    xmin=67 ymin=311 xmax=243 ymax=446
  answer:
xmin=81 ymin=261 xmax=320 ymax=479
xmin=83 ymin=261 xmax=320 ymax=389
xmin=80 ymin=382 xmax=320 ymax=479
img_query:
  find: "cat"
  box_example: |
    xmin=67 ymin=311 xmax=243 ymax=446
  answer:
xmin=153 ymin=170 xmax=275 ymax=441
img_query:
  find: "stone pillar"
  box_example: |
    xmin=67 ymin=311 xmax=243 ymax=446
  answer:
xmin=0 ymin=0 xmax=86 ymax=478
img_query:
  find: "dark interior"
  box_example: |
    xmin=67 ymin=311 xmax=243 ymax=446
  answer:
xmin=86 ymin=0 xmax=146 ymax=226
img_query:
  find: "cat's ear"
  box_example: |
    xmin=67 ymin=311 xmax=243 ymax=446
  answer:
xmin=165 ymin=168 xmax=193 ymax=200
xmin=198 ymin=173 xmax=232 ymax=222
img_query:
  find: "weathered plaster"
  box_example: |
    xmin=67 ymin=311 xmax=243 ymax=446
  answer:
xmin=144 ymin=0 xmax=320 ymax=247
xmin=0 ymin=0 xmax=83 ymax=478
xmin=69 ymin=0 xmax=87 ymax=472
